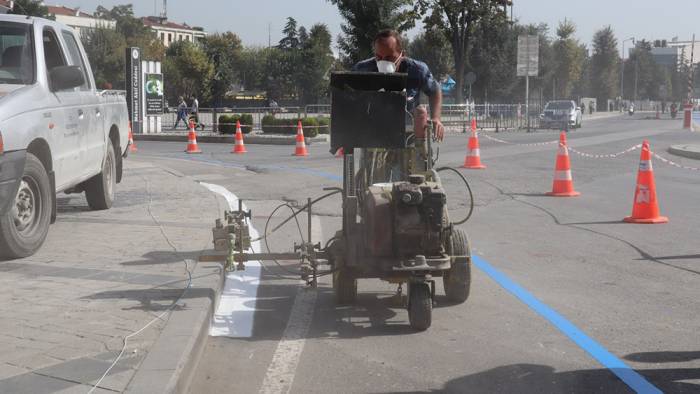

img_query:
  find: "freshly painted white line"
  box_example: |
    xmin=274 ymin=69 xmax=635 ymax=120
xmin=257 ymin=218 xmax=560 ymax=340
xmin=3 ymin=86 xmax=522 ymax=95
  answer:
xmin=199 ymin=182 xmax=262 ymax=338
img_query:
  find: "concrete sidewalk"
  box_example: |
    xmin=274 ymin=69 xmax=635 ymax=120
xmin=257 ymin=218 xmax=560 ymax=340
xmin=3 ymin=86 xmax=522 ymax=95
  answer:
xmin=668 ymin=144 xmax=700 ymax=160
xmin=0 ymin=160 xmax=228 ymax=393
xmin=134 ymin=132 xmax=329 ymax=145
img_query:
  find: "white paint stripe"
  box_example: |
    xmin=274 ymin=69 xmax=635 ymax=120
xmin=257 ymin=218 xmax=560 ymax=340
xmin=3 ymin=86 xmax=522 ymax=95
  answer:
xmin=199 ymin=182 xmax=262 ymax=338
xmin=259 ymin=286 xmax=317 ymax=394
xmin=554 ymin=170 xmax=572 ymax=181
xmin=468 ymin=148 xmax=480 ymax=156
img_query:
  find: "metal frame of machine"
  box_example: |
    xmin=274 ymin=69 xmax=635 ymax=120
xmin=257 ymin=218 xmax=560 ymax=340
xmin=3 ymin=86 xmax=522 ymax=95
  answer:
xmin=201 ymin=72 xmax=473 ymax=331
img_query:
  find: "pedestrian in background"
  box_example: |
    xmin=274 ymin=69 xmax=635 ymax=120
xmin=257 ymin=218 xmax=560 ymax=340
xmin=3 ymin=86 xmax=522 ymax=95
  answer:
xmin=174 ymin=96 xmax=188 ymax=129
xmin=190 ymin=96 xmax=204 ymax=130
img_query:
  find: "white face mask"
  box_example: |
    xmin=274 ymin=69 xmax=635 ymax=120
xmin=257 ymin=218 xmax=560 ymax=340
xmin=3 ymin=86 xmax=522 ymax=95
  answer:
xmin=377 ymin=60 xmax=396 ymax=73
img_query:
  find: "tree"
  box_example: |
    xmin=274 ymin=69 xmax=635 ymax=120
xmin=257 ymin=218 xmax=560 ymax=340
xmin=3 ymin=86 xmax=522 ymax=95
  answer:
xmin=162 ymin=41 xmax=214 ymax=104
xmin=203 ymin=32 xmax=243 ymax=107
xmin=81 ymin=27 xmax=127 ymax=88
xmin=423 ymin=0 xmax=509 ymax=103
xmin=590 ymin=26 xmax=619 ymax=108
xmin=552 ymin=19 xmax=584 ymax=99
xmin=329 ymin=0 xmax=422 ymax=67
xmin=278 ymin=17 xmax=300 ymax=50
xmin=8 ymin=0 xmax=49 ymax=17
xmin=297 ymin=24 xmax=335 ymax=104
xmin=408 ymin=28 xmax=454 ymax=81
xmin=94 ymin=4 xmax=164 ymax=61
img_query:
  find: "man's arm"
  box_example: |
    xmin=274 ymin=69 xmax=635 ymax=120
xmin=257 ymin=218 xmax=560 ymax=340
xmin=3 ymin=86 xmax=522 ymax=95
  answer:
xmin=429 ymin=89 xmax=445 ymax=141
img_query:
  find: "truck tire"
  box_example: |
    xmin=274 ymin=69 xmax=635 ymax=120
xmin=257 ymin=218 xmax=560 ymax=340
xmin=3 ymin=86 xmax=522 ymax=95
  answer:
xmin=443 ymin=228 xmax=472 ymax=303
xmin=0 ymin=153 xmax=52 ymax=259
xmin=84 ymin=139 xmax=116 ymax=210
xmin=333 ymin=269 xmax=357 ymax=305
xmin=408 ymin=282 xmax=432 ymax=331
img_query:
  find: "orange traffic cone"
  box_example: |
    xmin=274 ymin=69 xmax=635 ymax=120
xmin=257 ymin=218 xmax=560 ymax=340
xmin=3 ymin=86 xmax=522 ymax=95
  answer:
xmin=185 ymin=121 xmax=202 ymax=154
xmin=470 ymin=117 xmax=477 ymax=132
xmin=462 ymin=130 xmax=486 ymax=169
xmin=294 ymin=121 xmax=308 ymax=156
xmin=128 ymin=122 xmax=137 ymax=153
xmin=335 ymin=147 xmax=344 ymax=158
xmin=231 ymin=120 xmax=247 ymax=154
xmin=624 ymin=140 xmax=668 ymax=224
xmin=547 ymin=132 xmax=579 ymax=197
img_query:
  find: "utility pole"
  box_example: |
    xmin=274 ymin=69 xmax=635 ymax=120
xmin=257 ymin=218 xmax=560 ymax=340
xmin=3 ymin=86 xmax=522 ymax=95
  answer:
xmin=621 ymin=37 xmax=635 ymax=111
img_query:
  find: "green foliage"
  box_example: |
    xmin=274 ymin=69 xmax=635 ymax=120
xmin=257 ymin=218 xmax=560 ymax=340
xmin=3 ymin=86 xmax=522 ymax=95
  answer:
xmin=83 ymin=5 xmax=164 ymax=89
xmin=163 ymin=41 xmax=214 ymax=103
xmin=279 ymin=17 xmax=300 ymax=50
xmin=591 ymin=26 xmax=619 ymax=105
xmin=552 ymin=19 xmax=585 ymax=99
xmin=316 ymin=116 xmax=331 ymax=134
xmin=261 ymin=116 xmax=326 ymax=137
xmin=218 ymin=114 xmax=253 ymax=134
xmin=8 ymin=0 xmax=49 ymax=18
xmin=203 ymin=32 xmax=243 ymax=106
xmin=423 ymin=0 xmax=508 ymax=103
xmin=408 ymin=29 xmax=453 ymax=80
xmin=329 ymin=0 xmax=422 ymax=67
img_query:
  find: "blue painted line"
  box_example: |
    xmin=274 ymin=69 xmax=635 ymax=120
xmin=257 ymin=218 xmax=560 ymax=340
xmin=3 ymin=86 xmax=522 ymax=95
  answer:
xmin=472 ymin=255 xmax=661 ymax=394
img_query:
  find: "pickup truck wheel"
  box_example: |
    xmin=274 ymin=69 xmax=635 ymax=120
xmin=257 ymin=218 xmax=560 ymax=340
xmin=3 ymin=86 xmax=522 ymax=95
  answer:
xmin=85 ymin=139 xmax=116 ymax=210
xmin=0 ymin=153 xmax=52 ymax=259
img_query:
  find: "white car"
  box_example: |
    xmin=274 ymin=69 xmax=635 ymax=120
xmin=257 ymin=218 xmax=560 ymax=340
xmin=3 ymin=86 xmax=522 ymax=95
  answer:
xmin=0 ymin=15 xmax=130 ymax=258
xmin=540 ymin=100 xmax=582 ymax=129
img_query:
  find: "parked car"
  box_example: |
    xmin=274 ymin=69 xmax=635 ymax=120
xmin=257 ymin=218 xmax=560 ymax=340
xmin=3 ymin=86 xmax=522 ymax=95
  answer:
xmin=540 ymin=100 xmax=582 ymax=129
xmin=0 ymin=15 xmax=130 ymax=258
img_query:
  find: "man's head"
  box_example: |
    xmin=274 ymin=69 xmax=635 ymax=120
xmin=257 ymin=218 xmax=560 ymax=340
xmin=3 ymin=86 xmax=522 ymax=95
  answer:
xmin=373 ymin=29 xmax=403 ymax=72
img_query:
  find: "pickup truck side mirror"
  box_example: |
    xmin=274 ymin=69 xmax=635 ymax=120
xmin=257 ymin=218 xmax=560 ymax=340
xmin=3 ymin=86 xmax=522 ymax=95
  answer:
xmin=49 ymin=65 xmax=85 ymax=91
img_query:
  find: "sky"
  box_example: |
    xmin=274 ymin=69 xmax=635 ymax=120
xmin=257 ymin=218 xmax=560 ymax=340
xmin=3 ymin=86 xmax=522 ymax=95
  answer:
xmin=53 ymin=0 xmax=700 ymax=57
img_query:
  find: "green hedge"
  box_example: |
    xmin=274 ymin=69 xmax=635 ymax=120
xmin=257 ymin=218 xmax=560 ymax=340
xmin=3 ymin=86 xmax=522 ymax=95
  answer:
xmin=261 ymin=115 xmax=330 ymax=137
xmin=218 ymin=114 xmax=253 ymax=134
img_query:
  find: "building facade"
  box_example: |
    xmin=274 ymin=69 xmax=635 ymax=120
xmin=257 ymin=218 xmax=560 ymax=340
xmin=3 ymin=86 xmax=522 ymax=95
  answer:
xmin=47 ymin=5 xmax=116 ymax=37
xmin=142 ymin=16 xmax=206 ymax=48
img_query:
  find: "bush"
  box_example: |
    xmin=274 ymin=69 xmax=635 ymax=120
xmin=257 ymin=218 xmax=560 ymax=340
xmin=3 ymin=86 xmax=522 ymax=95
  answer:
xmin=218 ymin=114 xmax=253 ymax=134
xmin=316 ymin=116 xmax=331 ymax=134
xmin=261 ymin=116 xmax=320 ymax=137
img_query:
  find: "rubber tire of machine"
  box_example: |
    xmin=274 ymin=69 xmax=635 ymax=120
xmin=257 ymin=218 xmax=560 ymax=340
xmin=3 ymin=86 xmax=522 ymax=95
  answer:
xmin=408 ymin=282 xmax=432 ymax=331
xmin=84 ymin=139 xmax=116 ymax=210
xmin=443 ymin=228 xmax=472 ymax=303
xmin=333 ymin=269 xmax=357 ymax=305
xmin=0 ymin=153 xmax=52 ymax=259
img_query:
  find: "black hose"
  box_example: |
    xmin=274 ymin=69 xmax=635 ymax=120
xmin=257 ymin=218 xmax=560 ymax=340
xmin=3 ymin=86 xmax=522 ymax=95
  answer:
xmin=436 ymin=166 xmax=474 ymax=225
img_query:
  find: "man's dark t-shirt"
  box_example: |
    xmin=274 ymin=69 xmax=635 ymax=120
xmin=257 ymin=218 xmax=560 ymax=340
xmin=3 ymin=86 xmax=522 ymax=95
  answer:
xmin=352 ymin=57 xmax=439 ymax=112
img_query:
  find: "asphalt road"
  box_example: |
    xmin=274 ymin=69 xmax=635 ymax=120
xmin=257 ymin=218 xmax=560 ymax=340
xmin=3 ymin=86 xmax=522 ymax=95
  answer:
xmin=136 ymin=114 xmax=699 ymax=393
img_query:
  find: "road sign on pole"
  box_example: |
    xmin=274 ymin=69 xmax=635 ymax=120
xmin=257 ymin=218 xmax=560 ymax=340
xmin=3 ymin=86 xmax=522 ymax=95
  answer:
xmin=518 ymin=35 xmax=539 ymax=132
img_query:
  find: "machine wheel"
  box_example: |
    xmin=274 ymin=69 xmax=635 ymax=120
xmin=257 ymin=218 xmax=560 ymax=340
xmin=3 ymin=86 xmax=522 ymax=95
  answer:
xmin=333 ymin=269 xmax=357 ymax=305
xmin=408 ymin=282 xmax=432 ymax=331
xmin=0 ymin=153 xmax=52 ymax=259
xmin=444 ymin=228 xmax=472 ymax=303
xmin=84 ymin=139 xmax=116 ymax=210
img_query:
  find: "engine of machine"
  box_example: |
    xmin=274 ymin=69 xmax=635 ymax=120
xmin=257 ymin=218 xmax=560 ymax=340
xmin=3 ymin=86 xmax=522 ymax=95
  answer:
xmin=363 ymin=174 xmax=447 ymax=259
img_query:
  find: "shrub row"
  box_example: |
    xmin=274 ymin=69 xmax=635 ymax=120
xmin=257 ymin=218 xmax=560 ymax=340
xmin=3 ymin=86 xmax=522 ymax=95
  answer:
xmin=260 ymin=115 xmax=330 ymax=137
xmin=218 ymin=114 xmax=254 ymax=134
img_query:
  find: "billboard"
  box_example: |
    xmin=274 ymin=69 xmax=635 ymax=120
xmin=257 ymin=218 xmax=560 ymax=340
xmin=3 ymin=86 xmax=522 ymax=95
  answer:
xmin=145 ymin=73 xmax=164 ymax=115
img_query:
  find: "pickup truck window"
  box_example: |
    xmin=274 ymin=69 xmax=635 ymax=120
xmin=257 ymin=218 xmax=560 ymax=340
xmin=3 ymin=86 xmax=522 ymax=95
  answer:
xmin=61 ymin=30 xmax=90 ymax=91
xmin=42 ymin=28 xmax=66 ymax=72
xmin=0 ymin=22 xmax=34 ymax=84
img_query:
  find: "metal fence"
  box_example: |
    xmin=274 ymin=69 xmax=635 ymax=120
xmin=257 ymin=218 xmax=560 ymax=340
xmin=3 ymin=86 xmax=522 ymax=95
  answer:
xmin=157 ymin=103 xmax=555 ymax=134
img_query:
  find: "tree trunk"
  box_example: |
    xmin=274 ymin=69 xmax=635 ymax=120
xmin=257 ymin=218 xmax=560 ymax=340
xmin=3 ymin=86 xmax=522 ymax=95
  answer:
xmin=454 ymin=55 xmax=465 ymax=103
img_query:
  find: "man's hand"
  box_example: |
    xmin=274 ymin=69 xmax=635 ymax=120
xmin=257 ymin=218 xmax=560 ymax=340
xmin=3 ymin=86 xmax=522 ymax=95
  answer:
xmin=432 ymin=118 xmax=445 ymax=141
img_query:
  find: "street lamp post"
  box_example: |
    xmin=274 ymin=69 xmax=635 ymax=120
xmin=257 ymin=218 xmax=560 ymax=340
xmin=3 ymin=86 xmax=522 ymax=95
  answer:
xmin=621 ymin=37 xmax=635 ymax=111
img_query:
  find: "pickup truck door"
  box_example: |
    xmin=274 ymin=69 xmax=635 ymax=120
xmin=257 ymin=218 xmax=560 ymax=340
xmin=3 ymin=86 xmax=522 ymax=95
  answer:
xmin=41 ymin=27 xmax=86 ymax=190
xmin=59 ymin=30 xmax=103 ymax=178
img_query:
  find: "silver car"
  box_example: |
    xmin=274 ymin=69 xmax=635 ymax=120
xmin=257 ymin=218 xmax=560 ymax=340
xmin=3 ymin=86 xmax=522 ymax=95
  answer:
xmin=540 ymin=100 xmax=582 ymax=129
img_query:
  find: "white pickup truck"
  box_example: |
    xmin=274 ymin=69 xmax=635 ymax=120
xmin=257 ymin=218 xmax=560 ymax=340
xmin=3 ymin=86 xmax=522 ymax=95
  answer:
xmin=0 ymin=15 xmax=130 ymax=258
